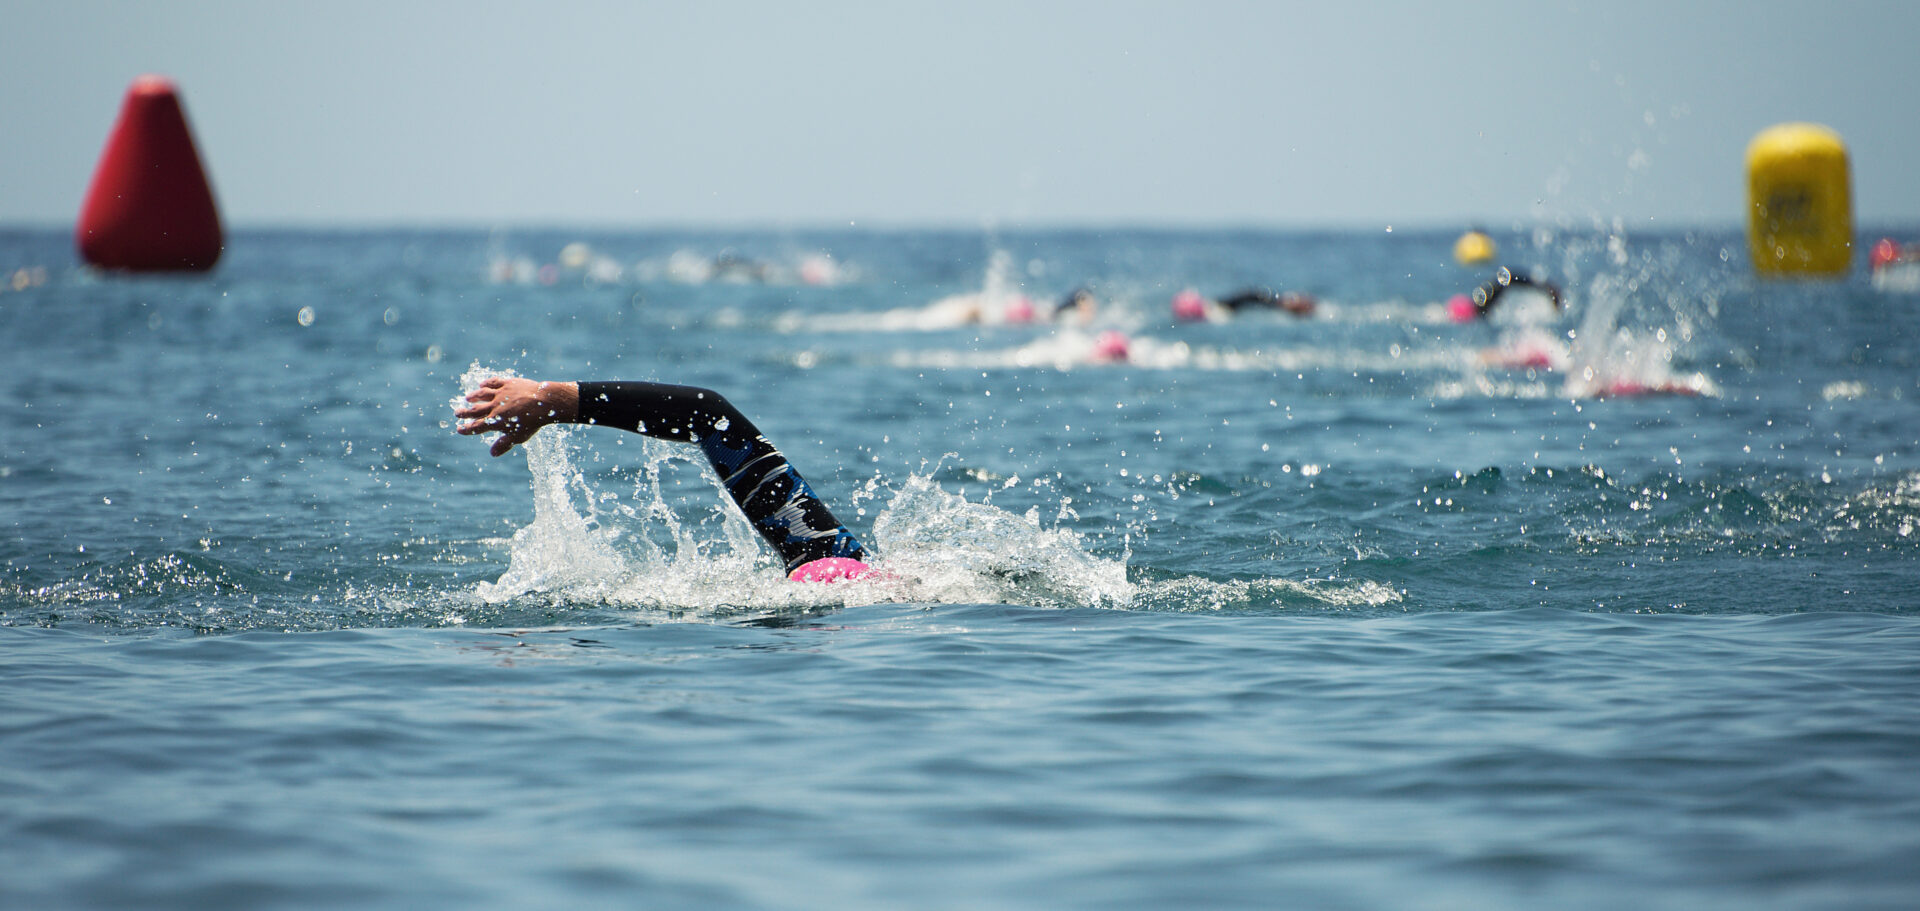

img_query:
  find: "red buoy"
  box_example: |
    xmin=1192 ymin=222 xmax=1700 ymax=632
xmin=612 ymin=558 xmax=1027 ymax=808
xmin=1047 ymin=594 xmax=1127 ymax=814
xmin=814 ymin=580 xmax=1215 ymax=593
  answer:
xmin=76 ymin=75 xmax=223 ymax=272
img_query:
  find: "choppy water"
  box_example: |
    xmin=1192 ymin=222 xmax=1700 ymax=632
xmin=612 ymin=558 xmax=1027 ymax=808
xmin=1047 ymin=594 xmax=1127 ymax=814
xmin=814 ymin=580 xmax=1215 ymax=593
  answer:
xmin=3 ymin=225 xmax=1918 ymax=909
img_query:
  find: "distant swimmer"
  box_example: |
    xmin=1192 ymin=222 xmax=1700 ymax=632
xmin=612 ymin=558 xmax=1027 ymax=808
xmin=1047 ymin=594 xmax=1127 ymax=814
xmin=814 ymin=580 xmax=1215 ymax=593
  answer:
xmin=1055 ymin=287 xmax=1099 ymax=325
xmin=455 ymin=376 xmax=872 ymax=583
xmin=1171 ymin=287 xmax=1315 ymax=322
xmin=914 ymin=291 xmax=1035 ymax=326
xmin=911 ymin=285 xmax=1085 ymax=328
xmin=1220 ymin=287 xmax=1315 ymax=317
xmin=1870 ymin=237 xmax=1919 ymax=271
xmin=1870 ymin=237 xmax=1920 ymax=292
xmin=711 ymin=249 xmax=771 ymax=283
xmin=1447 ymin=268 xmax=1562 ymax=322
xmin=1090 ymin=329 xmax=1130 ymax=363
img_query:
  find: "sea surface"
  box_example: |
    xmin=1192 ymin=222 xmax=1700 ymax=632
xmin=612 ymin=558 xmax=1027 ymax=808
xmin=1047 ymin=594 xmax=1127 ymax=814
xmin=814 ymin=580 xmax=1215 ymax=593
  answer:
xmin=3 ymin=225 xmax=1918 ymax=910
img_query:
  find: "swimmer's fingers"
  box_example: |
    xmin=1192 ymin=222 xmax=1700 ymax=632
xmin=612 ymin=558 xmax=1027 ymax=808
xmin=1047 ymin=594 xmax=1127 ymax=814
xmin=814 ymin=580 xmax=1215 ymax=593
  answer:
xmin=451 ymin=385 xmax=502 ymax=422
xmin=456 ymin=377 xmax=510 ymax=409
xmin=452 ymin=412 xmax=501 ymax=435
xmin=454 ymin=377 xmax=543 ymax=424
xmin=489 ymin=426 xmax=536 ymax=457
xmin=455 ymin=410 xmax=539 ymax=456
xmin=454 ymin=405 xmax=532 ymax=436
xmin=452 ymin=394 xmax=509 ymax=428
xmin=452 ymin=377 xmax=571 ymax=456
xmin=452 ymin=396 xmax=518 ymax=437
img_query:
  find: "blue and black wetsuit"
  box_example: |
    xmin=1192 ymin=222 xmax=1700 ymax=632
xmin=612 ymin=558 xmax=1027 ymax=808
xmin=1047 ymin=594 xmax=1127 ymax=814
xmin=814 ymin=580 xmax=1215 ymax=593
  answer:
xmin=576 ymin=381 xmax=867 ymax=573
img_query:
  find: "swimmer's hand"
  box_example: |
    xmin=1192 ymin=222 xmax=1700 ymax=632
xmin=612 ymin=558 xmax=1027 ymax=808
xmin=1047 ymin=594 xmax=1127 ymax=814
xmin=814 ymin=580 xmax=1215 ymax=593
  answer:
xmin=453 ymin=377 xmax=580 ymax=457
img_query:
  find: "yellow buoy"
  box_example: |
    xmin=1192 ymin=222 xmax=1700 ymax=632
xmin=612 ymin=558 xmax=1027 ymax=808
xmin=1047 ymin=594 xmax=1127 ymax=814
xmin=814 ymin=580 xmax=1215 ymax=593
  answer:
xmin=1746 ymin=122 xmax=1852 ymax=277
xmin=1453 ymin=229 xmax=1496 ymax=266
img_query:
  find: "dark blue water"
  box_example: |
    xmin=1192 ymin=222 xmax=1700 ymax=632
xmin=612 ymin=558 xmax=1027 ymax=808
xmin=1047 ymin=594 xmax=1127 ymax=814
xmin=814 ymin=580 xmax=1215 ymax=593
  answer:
xmin=4 ymin=226 xmax=1919 ymax=909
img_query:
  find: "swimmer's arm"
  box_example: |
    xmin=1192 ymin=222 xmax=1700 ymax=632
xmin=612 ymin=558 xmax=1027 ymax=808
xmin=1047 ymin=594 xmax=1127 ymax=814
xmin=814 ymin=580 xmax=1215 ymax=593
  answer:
xmin=1217 ymin=288 xmax=1270 ymax=311
xmin=1508 ymin=275 xmax=1566 ymax=309
xmin=453 ymin=376 xmax=580 ymax=457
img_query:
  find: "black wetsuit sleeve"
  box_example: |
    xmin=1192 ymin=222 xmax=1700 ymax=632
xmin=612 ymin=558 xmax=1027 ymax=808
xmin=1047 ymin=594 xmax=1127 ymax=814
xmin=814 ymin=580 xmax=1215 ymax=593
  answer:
xmin=1217 ymin=288 xmax=1273 ymax=312
xmin=577 ymin=380 xmax=731 ymax=442
xmin=574 ymin=381 xmax=867 ymax=572
xmin=1473 ymin=271 xmax=1561 ymax=317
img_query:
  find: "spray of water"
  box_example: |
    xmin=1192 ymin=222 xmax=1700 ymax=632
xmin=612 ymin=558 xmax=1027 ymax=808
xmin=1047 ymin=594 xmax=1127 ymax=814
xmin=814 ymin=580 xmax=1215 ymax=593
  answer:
xmin=457 ymin=364 xmax=1141 ymax=616
xmin=1557 ymin=234 xmax=1719 ymax=398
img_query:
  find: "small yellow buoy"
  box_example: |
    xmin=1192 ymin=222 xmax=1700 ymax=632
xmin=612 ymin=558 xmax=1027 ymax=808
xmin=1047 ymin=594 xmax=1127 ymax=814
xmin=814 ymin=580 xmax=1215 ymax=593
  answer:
xmin=1453 ymin=229 xmax=1496 ymax=266
xmin=1746 ymin=122 xmax=1852 ymax=277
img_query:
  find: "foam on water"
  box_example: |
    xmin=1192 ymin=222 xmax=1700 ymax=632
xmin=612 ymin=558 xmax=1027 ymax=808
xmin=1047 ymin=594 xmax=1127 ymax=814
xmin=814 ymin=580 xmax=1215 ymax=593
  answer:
xmin=469 ymin=433 xmax=1142 ymax=614
xmin=866 ymin=468 xmax=1134 ymax=609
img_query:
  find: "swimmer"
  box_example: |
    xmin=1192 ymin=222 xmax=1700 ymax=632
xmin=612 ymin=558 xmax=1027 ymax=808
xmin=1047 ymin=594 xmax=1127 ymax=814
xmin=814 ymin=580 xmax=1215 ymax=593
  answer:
xmin=710 ymin=249 xmax=771 ymax=283
xmin=1870 ymin=237 xmax=1918 ymax=271
xmin=1171 ymin=286 xmax=1315 ymax=322
xmin=1054 ymin=287 xmax=1098 ymax=325
xmin=912 ymin=292 xmax=1031 ymax=326
xmin=454 ymin=376 xmax=872 ymax=582
xmin=896 ymin=284 xmax=1090 ymax=329
xmin=1447 ymin=267 xmax=1562 ymax=322
xmin=1219 ymin=287 xmax=1315 ymax=317
xmin=1870 ymin=238 xmax=1920 ymax=292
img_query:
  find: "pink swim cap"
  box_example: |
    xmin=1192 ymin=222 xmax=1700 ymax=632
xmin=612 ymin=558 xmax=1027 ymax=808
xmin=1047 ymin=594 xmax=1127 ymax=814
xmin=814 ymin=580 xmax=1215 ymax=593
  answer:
xmin=1511 ymin=348 xmax=1554 ymax=369
xmin=1446 ymin=294 xmax=1477 ymax=323
xmin=1172 ymin=289 xmax=1206 ymax=321
xmin=1004 ymin=295 xmax=1036 ymax=323
xmin=1871 ymin=238 xmax=1900 ymax=271
xmin=1092 ymin=330 xmax=1130 ymax=362
xmin=789 ymin=557 xmax=874 ymax=583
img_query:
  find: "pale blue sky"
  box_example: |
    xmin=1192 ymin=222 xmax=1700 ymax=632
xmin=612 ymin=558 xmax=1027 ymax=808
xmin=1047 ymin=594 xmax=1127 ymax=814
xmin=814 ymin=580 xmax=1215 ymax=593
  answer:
xmin=6 ymin=0 xmax=1918 ymax=227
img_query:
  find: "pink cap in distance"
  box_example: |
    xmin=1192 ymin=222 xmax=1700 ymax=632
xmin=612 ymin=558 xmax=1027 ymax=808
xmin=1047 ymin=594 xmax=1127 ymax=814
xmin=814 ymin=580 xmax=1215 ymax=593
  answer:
xmin=1871 ymin=238 xmax=1900 ymax=271
xmin=1447 ymin=294 xmax=1477 ymax=323
xmin=1172 ymin=289 xmax=1207 ymax=321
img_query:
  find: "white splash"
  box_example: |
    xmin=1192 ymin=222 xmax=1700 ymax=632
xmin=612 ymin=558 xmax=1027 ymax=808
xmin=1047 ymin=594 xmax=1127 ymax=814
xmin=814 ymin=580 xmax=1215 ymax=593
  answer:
xmin=868 ymin=472 xmax=1135 ymax=610
xmin=1558 ymin=272 xmax=1716 ymax=398
xmin=459 ymin=367 xmax=1134 ymax=614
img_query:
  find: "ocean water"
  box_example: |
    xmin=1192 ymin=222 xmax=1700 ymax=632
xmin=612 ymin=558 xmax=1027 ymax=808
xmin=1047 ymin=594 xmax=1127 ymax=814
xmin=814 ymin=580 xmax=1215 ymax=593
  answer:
xmin=3 ymin=225 xmax=1918 ymax=910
